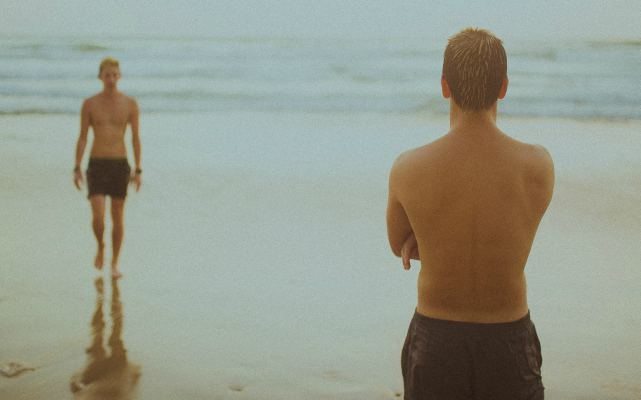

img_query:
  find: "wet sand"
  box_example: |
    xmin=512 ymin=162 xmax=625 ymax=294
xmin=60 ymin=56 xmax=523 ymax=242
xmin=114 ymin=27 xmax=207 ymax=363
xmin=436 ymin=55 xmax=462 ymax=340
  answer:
xmin=1 ymin=112 xmax=640 ymax=399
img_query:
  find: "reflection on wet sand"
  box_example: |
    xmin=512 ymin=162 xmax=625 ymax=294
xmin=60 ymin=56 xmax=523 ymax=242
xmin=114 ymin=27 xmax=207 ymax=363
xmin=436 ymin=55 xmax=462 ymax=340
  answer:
xmin=70 ymin=278 xmax=141 ymax=399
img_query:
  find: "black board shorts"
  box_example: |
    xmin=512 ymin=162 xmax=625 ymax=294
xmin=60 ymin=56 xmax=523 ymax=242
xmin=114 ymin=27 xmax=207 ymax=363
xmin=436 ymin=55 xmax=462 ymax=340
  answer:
xmin=86 ymin=158 xmax=131 ymax=199
xmin=402 ymin=310 xmax=544 ymax=400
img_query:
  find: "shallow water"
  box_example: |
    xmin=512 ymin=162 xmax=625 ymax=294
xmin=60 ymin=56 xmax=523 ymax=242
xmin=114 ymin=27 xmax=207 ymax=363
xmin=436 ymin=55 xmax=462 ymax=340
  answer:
xmin=1 ymin=35 xmax=640 ymax=120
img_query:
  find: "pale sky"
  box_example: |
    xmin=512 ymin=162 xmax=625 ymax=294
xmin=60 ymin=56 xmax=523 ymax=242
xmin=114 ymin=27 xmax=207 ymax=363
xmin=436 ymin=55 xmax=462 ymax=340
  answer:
xmin=2 ymin=0 xmax=640 ymax=41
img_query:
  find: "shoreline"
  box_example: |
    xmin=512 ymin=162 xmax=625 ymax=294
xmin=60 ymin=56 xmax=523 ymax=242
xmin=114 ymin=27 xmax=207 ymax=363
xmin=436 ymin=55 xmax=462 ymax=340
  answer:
xmin=2 ymin=108 xmax=641 ymax=125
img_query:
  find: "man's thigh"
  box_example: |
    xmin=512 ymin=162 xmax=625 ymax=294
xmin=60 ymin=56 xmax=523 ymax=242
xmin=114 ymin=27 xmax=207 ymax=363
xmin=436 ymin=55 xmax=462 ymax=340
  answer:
xmin=402 ymin=315 xmax=472 ymax=399
xmin=472 ymin=321 xmax=544 ymax=400
xmin=89 ymin=195 xmax=106 ymax=219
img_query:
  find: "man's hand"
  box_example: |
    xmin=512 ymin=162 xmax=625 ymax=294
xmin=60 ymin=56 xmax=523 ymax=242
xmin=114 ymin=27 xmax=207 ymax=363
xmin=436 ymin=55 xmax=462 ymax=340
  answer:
xmin=73 ymin=169 xmax=84 ymax=190
xmin=131 ymin=173 xmax=142 ymax=192
xmin=400 ymin=233 xmax=419 ymax=270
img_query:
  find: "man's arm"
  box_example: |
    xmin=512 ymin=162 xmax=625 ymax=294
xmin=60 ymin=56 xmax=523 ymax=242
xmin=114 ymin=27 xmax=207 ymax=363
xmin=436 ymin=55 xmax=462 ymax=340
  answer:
xmin=386 ymin=158 xmax=415 ymax=259
xmin=536 ymin=145 xmax=555 ymax=210
xmin=129 ymin=98 xmax=142 ymax=191
xmin=73 ymin=100 xmax=90 ymax=190
xmin=400 ymin=233 xmax=420 ymax=269
xmin=528 ymin=144 xmax=555 ymax=216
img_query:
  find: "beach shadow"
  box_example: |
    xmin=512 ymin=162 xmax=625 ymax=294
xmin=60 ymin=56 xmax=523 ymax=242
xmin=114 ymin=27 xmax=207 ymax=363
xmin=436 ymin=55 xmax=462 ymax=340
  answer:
xmin=70 ymin=277 xmax=141 ymax=399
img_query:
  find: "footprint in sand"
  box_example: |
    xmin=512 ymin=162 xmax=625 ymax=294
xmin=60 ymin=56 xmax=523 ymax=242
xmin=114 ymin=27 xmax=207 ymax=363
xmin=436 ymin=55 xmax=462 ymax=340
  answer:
xmin=601 ymin=379 xmax=641 ymax=397
xmin=0 ymin=362 xmax=35 ymax=378
xmin=322 ymin=369 xmax=343 ymax=381
xmin=228 ymin=383 xmax=245 ymax=392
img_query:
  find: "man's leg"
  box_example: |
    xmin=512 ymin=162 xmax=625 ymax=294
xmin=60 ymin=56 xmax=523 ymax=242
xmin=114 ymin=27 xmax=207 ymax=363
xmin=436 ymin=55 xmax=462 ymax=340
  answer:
xmin=402 ymin=312 xmax=473 ymax=399
xmin=89 ymin=195 xmax=106 ymax=269
xmin=110 ymin=197 xmax=126 ymax=278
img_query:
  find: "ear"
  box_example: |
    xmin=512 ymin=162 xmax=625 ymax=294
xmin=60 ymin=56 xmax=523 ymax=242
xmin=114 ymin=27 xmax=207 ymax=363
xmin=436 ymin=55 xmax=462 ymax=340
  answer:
xmin=441 ymin=76 xmax=451 ymax=99
xmin=498 ymin=76 xmax=508 ymax=99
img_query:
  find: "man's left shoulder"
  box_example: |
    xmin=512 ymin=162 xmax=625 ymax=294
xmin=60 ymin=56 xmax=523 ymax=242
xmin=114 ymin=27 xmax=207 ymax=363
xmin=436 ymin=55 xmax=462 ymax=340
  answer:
xmin=505 ymin=135 xmax=552 ymax=167
xmin=519 ymin=143 xmax=555 ymax=196
xmin=121 ymin=94 xmax=139 ymax=112
xmin=522 ymin=143 xmax=553 ymax=171
xmin=123 ymin=93 xmax=138 ymax=104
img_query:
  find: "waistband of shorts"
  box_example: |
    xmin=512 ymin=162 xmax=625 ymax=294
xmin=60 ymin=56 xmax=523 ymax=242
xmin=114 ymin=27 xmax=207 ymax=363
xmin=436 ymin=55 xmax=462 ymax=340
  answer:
xmin=412 ymin=309 xmax=532 ymax=335
xmin=88 ymin=157 xmax=129 ymax=164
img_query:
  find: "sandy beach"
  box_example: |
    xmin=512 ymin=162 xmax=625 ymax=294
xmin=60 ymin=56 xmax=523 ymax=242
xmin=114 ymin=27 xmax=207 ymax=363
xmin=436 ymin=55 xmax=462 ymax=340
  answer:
xmin=1 ymin=111 xmax=640 ymax=399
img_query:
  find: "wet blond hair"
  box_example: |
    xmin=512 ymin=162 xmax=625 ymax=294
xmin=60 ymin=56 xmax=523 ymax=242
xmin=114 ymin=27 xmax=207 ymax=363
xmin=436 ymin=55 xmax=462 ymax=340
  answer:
xmin=98 ymin=57 xmax=120 ymax=77
xmin=442 ymin=28 xmax=507 ymax=111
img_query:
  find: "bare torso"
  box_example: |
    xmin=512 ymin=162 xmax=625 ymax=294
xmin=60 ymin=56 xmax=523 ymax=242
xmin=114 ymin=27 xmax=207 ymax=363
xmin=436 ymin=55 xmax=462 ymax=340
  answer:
xmin=86 ymin=92 xmax=135 ymax=158
xmin=388 ymin=123 xmax=554 ymax=323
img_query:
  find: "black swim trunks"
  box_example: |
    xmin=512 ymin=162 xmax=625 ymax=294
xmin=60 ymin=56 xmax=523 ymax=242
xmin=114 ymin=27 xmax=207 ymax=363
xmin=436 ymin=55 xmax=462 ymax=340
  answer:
xmin=86 ymin=158 xmax=131 ymax=199
xmin=402 ymin=310 xmax=544 ymax=400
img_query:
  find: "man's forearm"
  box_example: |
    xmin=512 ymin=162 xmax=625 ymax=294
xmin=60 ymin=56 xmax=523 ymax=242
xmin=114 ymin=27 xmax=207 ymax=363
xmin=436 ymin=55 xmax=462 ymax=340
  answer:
xmin=132 ymin=137 xmax=141 ymax=169
xmin=75 ymin=138 xmax=87 ymax=168
xmin=402 ymin=232 xmax=420 ymax=259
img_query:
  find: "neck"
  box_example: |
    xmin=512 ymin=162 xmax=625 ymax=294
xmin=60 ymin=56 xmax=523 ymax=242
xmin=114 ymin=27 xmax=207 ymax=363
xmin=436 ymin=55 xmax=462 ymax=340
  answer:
xmin=102 ymin=86 xmax=118 ymax=96
xmin=449 ymin=101 xmax=498 ymax=131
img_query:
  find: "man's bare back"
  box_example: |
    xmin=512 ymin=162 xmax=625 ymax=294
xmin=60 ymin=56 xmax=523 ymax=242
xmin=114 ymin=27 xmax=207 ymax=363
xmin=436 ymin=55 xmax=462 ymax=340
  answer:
xmin=387 ymin=118 xmax=554 ymax=323
xmin=391 ymin=29 xmax=552 ymax=399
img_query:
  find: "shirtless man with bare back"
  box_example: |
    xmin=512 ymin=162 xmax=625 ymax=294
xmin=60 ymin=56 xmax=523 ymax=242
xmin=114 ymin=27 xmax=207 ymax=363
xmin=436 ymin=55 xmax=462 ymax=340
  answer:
xmin=73 ymin=57 xmax=141 ymax=279
xmin=387 ymin=29 xmax=554 ymax=399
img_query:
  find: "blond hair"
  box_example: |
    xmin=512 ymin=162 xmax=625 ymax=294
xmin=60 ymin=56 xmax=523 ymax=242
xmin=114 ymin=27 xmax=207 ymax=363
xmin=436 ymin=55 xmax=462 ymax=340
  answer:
xmin=442 ymin=28 xmax=507 ymax=111
xmin=98 ymin=57 xmax=120 ymax=77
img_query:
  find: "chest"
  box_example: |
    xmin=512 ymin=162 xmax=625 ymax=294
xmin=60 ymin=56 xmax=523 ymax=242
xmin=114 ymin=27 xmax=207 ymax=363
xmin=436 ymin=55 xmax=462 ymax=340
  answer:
xmin=90 ymin=100 xmax=130 ymax=126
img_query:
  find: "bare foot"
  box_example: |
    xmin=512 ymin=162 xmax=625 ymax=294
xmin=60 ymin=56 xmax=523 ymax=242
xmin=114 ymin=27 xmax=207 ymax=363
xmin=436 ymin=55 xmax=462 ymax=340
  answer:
xmin=111 ymin=263 xmax=122 ymax=279
xmin=94 ymin=245 xmax=105 ymax=270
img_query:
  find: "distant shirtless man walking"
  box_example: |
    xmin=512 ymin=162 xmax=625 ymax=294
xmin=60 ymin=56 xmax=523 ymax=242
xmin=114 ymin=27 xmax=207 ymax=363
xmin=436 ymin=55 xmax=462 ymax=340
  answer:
xmin=73 ymin=57 xmax=141 ymax=279
xmin=387 ymin=29 xmax=554 ymax=399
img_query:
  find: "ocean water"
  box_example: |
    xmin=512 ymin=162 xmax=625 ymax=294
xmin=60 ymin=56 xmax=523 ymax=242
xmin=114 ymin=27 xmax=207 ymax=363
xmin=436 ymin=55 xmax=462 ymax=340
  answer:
xmin=0 ymin=35 xmax=639 ymax=120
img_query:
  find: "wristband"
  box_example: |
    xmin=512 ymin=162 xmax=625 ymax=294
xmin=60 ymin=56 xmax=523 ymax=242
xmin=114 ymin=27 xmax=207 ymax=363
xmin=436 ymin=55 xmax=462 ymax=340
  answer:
xmin=135 ymin=168 xmax=142 ymax=175
xmin=73 ymin=166 xmax=80 ymax=173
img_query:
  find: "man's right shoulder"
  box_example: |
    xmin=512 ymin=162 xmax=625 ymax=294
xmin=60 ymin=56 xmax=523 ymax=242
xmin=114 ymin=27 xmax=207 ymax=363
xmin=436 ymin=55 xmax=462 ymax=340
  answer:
xmin=84 ymin=93 xmax=103 ymax=104
xmin=389 ymin=142 xmax=440 ymax=189
xmin=391 ymin=147 xmax=420 ymax=176
xmin=392 ymin=148 xmax=414 ymax=167
xmin=392 ymin=138 xmax=442 ymax=169
xmin=82 ymin=95 xmax=95 ymax=109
